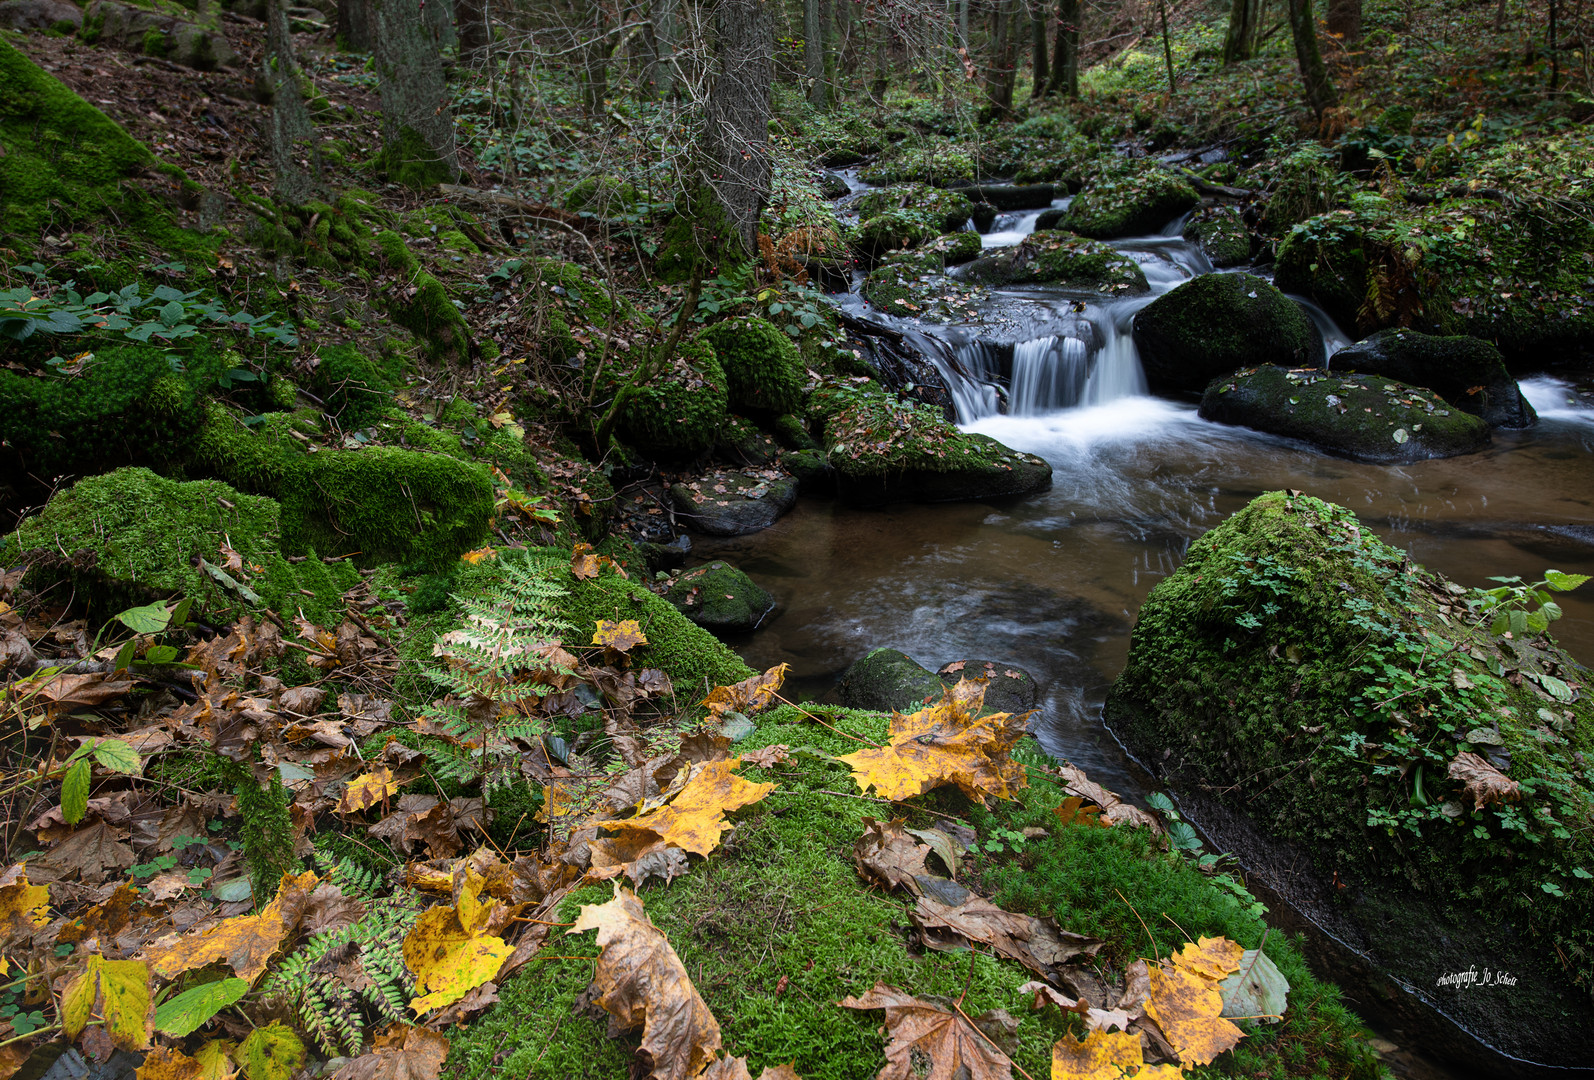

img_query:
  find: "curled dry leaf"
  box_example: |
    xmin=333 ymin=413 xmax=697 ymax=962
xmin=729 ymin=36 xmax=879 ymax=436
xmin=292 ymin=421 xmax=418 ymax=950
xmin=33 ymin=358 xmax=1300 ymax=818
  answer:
xmin=738 ymin=744 xmax=791 ymax=770
xmin=331 ymin=1024 xmax=449 ymax=1080
xmin=1447 ymin=751 xmax=1521 ymax=811
xmin=852 ymin=818 xmax=929 ymax=895
xmin=697 ymin=1058 xmax=802 ymax=1080
xmin=136 ymin=1045 xmax=207 ymax=1080
xmin=1015 ymin=981 xmax=1130 ymax=1034
xmin=143 ymin=870 xmax=319 ymax=982
xmin=701 ymin=664 xmax=791 ymax=718
xmin=839 ymin=680 xmax=1027 ymax=806
xmin=568 ymin=885 xmax=722 ymax=1080
xmin=911 ymin=896 xmax=1102 ymax=981
xmin=839 ymin=983 xmax=1015 ymax=1080
xmin=1053 ymin=765 xmax=1162 ymax=833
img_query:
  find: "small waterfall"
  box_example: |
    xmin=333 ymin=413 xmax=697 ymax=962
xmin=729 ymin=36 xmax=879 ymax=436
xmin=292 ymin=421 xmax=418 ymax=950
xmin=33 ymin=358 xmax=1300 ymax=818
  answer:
xmin=933 ymin=316 xmax=1150 ymax=423
xmin=1010 ymin=336 xmax=1089 ymax=414
xmin=1082 ymin=319 xmax=1149 ymax=403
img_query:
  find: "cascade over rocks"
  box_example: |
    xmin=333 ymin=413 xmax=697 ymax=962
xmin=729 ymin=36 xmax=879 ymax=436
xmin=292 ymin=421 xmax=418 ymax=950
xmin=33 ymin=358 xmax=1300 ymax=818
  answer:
xmin=1133 ymin=273 xmax=1321 ymax=394
xmin=1331 ymin=329 xmax=1536 ymax=429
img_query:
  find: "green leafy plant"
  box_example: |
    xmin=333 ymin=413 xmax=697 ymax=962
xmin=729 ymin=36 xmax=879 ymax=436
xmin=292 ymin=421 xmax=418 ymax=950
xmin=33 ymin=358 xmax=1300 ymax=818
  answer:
xmin=1466 ymin=569 xmax=1590 ymax=638
xmin=0 ymin=279 xmax=298 ymax=348
xmin=981 ymin=826 xmax=1027 ymax=854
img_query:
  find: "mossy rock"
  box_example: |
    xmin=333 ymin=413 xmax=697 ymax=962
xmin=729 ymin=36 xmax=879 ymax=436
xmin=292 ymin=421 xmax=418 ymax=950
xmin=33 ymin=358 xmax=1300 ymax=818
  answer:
xmin=10 ymin=467 xmax=355 ymax=623
xmin=618 ymin=338 xmax=729 ymax=459
xmin=668 ymin=471 xmax=798 ymax=537
xmin=851 ymin=184 xmax=973 ymax=233
xmin=859 ymin=144 xmax=975 ymax=186
xmin=713 ymin=414 xmax=780 ymax=468
xmin=378 ymin=125 xmax=455 ymax=190
xmin=373 ymin=230 xmax=471 ymax=360
xmin=1182 ymin=206 xmax=1250 ymax=268
xmin=664 ymin=560 xmax=774 ymax=634
xmin=1132 ymin=273 xmax=1321 ymax=394
xmin=83 ymin=1 xmax=236 ymax=70
xmin=1199 ymin=365 xmax=1491 ymax=463
xmin=1063 ymin=163 xmax=1198 ymax=239
xmin=849 ymin=208 xmax=942 ymax=261
xmin=562 ymin=176 xmax=641 ymax=217
xmin=837 ymin=647 xmax=945 ymax=711
xmin=1333 ymin=328 xmax=1535 ymax=429
xmin=697 ymin=317 xmax=804 ymax=415
xmin=189 ymin=402 xmax=313 ymax=494
xmin=935 ymin=659 xmax=1040 ymax=715
xmin=654 ymin=186 xmax=746 ymax=283
xmin=925 ymin=229 xmax=983 ymax=266
xmin=279 ymin=447 xmax=493 ymax=568
xmin=0 ymin=39 xmax=208 ymax=259
xmin=309 ymin=343 xmax=401 ymax=429
xmin=1104 ymin=492 xmax=1594 ymax=1069
xmin=522 ymin=258 xmax=642 ymax=365
xmin=860 ymin=247 xmax=986 ymax=322
xmin=962 ymin=232 xmax=1149 ymax=293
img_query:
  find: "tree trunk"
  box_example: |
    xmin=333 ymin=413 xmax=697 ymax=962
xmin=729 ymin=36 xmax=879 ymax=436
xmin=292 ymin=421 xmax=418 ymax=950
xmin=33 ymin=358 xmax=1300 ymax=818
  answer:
xmin=983 ymin=0 xmax=1019 ymax=114
xmin=1224 ymin=0 xmax=1261 ymax=61
xmin=336 ymin=0 xmax=373 ymax=51
xmin=1029 ymin=0 xmax=1049 ymax=98
xmin=702 ymin=0 xmax=773 ymax=257
xmin=577 ymin=0 xmax=609 ymax=116
xmin=958 ymin=0 xmax=968 ymax=47
xmin=455 ymin=0 xmax=489 ymax=64
xmin=1045 ymin=0 xmax=1080 ymax=96
xmin=263 ymin=0 xmax=318 ymax=201
xmin=373 ymin=0 xmax=461 ymax=187
xmin=1286 ymin=0 xmax=1338 ymax=114
xmin=804 ymin=0 xmax=827 ymax=108
xmin=1325 ymin=0 xmax=1359 ymax=47
xmin=821 ymin=0 xmax=836 ymax=101
xmin=869 ymin=16 xmax=889 ymax=104
xmin=644 ymin=0 xmax=676 ymax=98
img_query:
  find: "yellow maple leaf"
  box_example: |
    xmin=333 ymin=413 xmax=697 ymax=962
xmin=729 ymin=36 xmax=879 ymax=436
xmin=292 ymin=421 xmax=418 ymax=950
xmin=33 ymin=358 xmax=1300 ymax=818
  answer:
xmin=61 ymin=954 xmax=154 ymax=1052
xmin=403 ymin=867 xmax=518 ymax=1014
xmin=136 ymin=1046 xmax=205 ymax=1080
xmin=592 ymin=619 xmax=648 ymax=653
xmin=143 ymin=870 xmax=319 ymax=982
xmin=339 ymin=768 xmax=399 ymax=816
xmin=701 ymin=664 xmax=791 ymax=718
xmin=0 ymin=870 xmax=50 ymax=942
xmin=1168 ymin=936 xmax=1245 ymax=982
xmin=460 ymin=547 xmax=497 ymax=566
xmin=597 ymin=759 xmax=775 ymax=858
xmin=838 ymin=679 xmax=1027 ymax=805
xmin=1144 ymin=961 xmax=1246 ymax=1067
xmin=1049 ymin=1028 xmax=1182 ymax=1080
xmin=193 ymin=1041 xmax=239 ymax=1080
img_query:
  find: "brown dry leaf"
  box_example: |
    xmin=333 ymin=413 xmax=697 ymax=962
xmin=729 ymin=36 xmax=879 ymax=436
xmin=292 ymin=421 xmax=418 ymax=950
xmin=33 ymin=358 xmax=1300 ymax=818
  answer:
xmin=588 ymin=831 xmax=690 ymax=889
xmin=570 ymin=544 xmax=603 ymax=581
xmin=1447 ymin=751 xmax=1521 ymax=811
xmin=143 ymin=870 xmax=319 ymax=982
xmin=912 ymin=896 xmax=1102 ymax=979
xmin=1048 ymin=1029 xmax=1182 ymax=1080
xmin=57 ymin=883 xmax=139 ymax=945
xmin=340 ymin=769 xmax=400 ymax=815
xmin=10 ymin=671 xmax=136 ymax=725
xmin=279 ymin=686 xmax=327 ymax=715
xmin=592 ymin=619 xmax=647 ymax=653
xmin=136 ymin=1046 xmax=205 ymax=1080
xmin=839 ymin=983 xmax=1014 ymax=1080
xmin=698 ymin=1058 xmax=802 ymax=1080
xmin=700 ymin=664 xmax=791 ymax=718
xmin=1143 ymin=961 xmax=1245 ymax=1067
xmin=739 ymin=745 xmax=791 ymax=770
xmin=853 ymin=818 xmax=930 ymax=895
xmin=403 ymin=867 xmax=518 ymax=1014
xmin=838 ymin=680 xmax=1026 ymax=805
xmin=331 ymin=1024 xmax=449 ymax=1080
xmin=28 ymin=823 xmax=136 ymax=883
xmin=568 ymin=885 xmax=722 ymax=1080
xmin=1016 ymin=982 xmax=1130 ymax=1034
xmin=1053 ymin=765 xmax=1163 ymax=833
xmin=0 ymin=869 xmax=50 ymax=943
xmin=597 ymin=759 xmax=775 ymax=858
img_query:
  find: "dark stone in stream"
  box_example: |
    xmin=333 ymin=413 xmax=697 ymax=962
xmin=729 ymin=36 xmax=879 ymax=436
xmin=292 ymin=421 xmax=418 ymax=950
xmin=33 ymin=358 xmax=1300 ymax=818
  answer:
xmin=1033 ymin=207 xmax=1068 ymax=231
xmin=1333 ymin=328 xmax=1536 ymax=429
xmin=839 ymin=648 xmax=947 ymax=711
xmin=1133 ymin=272 xmax=1321 ymax=394
xmin=832 ymin=434 xmax=1052 ymax=506
xmin=668 ymin=472 xmax=798 ymax=536
xmin=947 ymin=183 xmax=1056 ymax=210
xmin=664 ymin=561 xmax=774 ymax=633
xmin=970 ymin=202 xmax=998 ymax=233
xmin=1181 ymin=205 xmax=1251 ymax=268
xmin=635 ymin=534 xmax=690 ymax=572
xmin=962 ymin=233 xmax=1148 ymax=294
xmin=818 ymin=171 xmax=851 ymax=200
xmin=935 ymin=659 xmax=1040 ymax=714
xmin=1200 ymin=365 xmax=1491 ymax=463
xmin=781 ymin=450 xmax=836 ymax=496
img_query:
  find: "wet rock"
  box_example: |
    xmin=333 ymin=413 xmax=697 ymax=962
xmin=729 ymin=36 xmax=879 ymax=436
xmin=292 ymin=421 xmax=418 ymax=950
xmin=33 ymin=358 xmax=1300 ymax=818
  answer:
xmin=83 ymin=1 xmax=237 ymax=69
xmin=1200 ymin=365 xmax=1491 ymax=463
xmin=0 ymin=0 xmax=82 ymax=30
xmin=781 ymin=449 xmax=835 ymax=496
xmin=1182 ymin=206 xmax=1250 ymax=268
xmin=950 ymin=183 xmax=1056 ymax=210
xmin=818 ymin=171 xmax=851 ymax=200
xmin=853 ymin=184 xmax=974 ymax=233
xmin=1332 ymin=328 xmax=1535 ymax=429
xmin=636 ymin=534 xmax=691 ymax=572
xmin=1064 ymin=163 xmax=1198 ymax=239
xmin=1033 ymin=207 xmax=1068 ymax=231
xmin=970 ymin=202 xmax=998 ymax=233
xmin=962 ymin=232 xmax=1148 ymax=294
xmin=714 ymin=415 xmax=781 ymax=468
xmin=665 ymin=561 xmax=774 ymax=633
xmin=834 ymin=439 xmax=1051 ymax=505
xmin=935 ymin=659 xmax=1040 ymax=714
xmin=1133 ymin=273 xmax=1321 ymax=394
xmin=668 ymin=470 xmax=798 ymax=536
xmin=850 ymin=208 xmax=943 ymax=261
xmin=839 ymin=648 xmax=945 ymax=711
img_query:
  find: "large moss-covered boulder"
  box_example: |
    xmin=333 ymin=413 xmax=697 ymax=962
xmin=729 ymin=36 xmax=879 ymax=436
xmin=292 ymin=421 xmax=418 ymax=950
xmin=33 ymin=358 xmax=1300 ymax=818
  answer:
xmin=859 ymin=145 xmax=975 ymax=186
xmin=374 ymin=230 xmax=472 ymax=361
xmin=81 ymin=0 xmax=236 ymax=69
xmin=1332 ymin=328 xmax=1535 ymax=429
xmin=852 ymin=184 xmax=974 ymax=233
xmin=1200 ymin=366 xmax=1491 ymax=462
xmin=280 ymin=447 xmax=493 ymax=568
xmin=1064 ymin=163 xmax=1198 ymax=239
xmin=696 ymin=317 xmax=804 ymax=415
xmin=619 ymin=338 xmax=729 ymax=458
xmin=9 ymin=467 xmax=356 ymax=623
xmin=962 ymin=233 xmax=1148 ymax=294
xmin=1105 ymin=492 xmax=1594 ymax=1071
xmin=849 ymin=209 xmax=942 ymax=261
xmin=523 ymin=258 xmax=644 ymax=364
xmin=1182 ymin=206 xmax=1250 ymax=268
xmin=665 ymin=561 xmax=774 ymax=634
xmin=1133 ymin=273 xmax=1320 ymax=394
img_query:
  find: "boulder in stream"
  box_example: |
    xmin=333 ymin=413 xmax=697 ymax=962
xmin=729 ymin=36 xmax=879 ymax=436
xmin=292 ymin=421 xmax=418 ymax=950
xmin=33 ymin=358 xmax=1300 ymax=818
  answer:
xmin=947 ymin=183 xmax=1056 ymax=211
xmin=665 ymin=561 xmax=774 ymax=634
xmin=935 ymin=659 xmax=1040 ymax=714
xmin=1181 ymin=206 xmax=1251 ymax=267
xmin=1200 ymin=365 xmax=1491 ymax=462
xmin=1133 ymin=272 xmax=1321 ymax=394
xmin=1332 ymin=328 xmax=1536 ymax=429
xmin=852 ymin=184 xmax=974 ymax=233
xmin=850 ymin=208 xmax=943 ymax=261
xmin=840 ymin=649 xmax=1042 ymax=713
xmin=668 ymin=469 xmax=798 ymax=536
xmin=1063 ymin=162 xmax=1198 ymax=239
xmin=961 ymin=232 xmax=1149 ymax=294
xmin=1105 ymin=491 xmax=1594 ymax=1074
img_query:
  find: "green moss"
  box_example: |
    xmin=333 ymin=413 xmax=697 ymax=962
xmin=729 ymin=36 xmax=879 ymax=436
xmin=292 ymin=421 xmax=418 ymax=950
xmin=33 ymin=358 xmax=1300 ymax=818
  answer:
xmin=189 ymin=401 xmax=307 ymax=493
xmin=279 ymin=447 xmax=493 ymax=568
xmin=665 ymin=561 xmax=774 ymax=632
xmin=618 ymin=337 xmax=729 ymax=458
xmin=696 ymin=317 xmax=804 ymax=415
xmin=373 ymin=230 xmax=471 ymax=360
xmin=521 ymin=258 xmax=640 ymax=365
xmin=655 ymin=186 xmax=746 ymax=283
xmin=964 ymin=232 xmax=1149 ymax=293
xmin=311 ymin=343 xmax=400 ymax=429
xmin=0 ymin=39 xmax=209 ymax=259
xmin=436 ymin=229 xmax=479 ymax=256
xmin=859 ymin=144 xmax=976 ymax=186
xmin=849 ymin=208 xmax=941 ymax=259
xmin=563 ymin=177 xmax=640 ymax=216
xmin=1064 ymin=161 xmax=1199 ymax=239
xmin=1182 ymin=206 xmax=1251 ymax=268
xmin=852 ymin=184 xmax=974 ymax=233
xmin=254 ymin=549 xmax=361 ymax=626
xmin=1133 ymin=273 xmax=1319 ymax=393
xmin=379 ymin=125 xmax=453 ymax=189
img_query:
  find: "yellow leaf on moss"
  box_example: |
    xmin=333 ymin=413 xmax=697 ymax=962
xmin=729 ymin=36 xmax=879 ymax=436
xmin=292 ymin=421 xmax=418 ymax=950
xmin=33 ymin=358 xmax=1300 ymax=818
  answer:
xmin=1144 ymin=961 xmax=1245 ymax=1067
xmin=701 ymin=664 xmax=790 ymax=718
xmin=143 ymin=870 xmax=318 ymax=982
xmin=1168 ymin=936 xmax=1245 ymax=982
xmin=838 ymin=679 xmax=1027 ymax=805
xmin=340 ymin=768 xmax=399 ymax=815
xmin=61 ymin=955 xmax=153 ymax=1051
xmin=460 ymin=547 xmax=497 ymax=565
xmin=593 ymin=619 xmax=647 ymax=653
xmin=1048 ymin=1028 xmax=1182 ymax=1080
xmin=598 ymin=759 xmax=775 ymax=858
xmin=403 ymin=868 xmax=517 ymax=1014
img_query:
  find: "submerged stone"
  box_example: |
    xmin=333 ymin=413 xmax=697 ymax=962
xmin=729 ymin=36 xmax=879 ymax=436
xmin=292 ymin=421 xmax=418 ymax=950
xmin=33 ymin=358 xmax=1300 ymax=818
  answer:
xmin=838 ymin=648 xmax=945 ymax=711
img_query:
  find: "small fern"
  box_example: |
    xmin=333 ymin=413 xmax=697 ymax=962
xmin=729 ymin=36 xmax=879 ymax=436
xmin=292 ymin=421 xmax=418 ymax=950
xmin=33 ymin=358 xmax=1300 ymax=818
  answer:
xmin=417 ymin=555 xmax=575 ymax=797
xmin=264 ymin=855 xmax=420 ymax=1055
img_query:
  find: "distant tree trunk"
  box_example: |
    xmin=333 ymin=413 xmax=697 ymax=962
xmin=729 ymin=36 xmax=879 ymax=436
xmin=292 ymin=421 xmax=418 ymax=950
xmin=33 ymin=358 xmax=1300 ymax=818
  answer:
xmin=455 ymin=0 xmax=489 ymax=64
xmin=1029 ymin=0 xmax=1049 ymax=98
xmin=1286 ymin=0 xmax=1338 ymax=113
xmin=1224 ymin=0 xmax=1261 ymax=61
xmin=576 ymin=0 xmax=608 ymax=116
xmin=702 ymin=0 xmax=772 ymax=256
xmin=958 ymin=0 xmax=968 ymax=46
xmin=1325 ymin=0 xmax=1359 ymax=46
xmin=373 ymin=0 xmax=461 ymax=187
xmin=644 ymin=0 xmax=676 ymax=99
xmin=1548 ymin=0 xmax=1560 ymax=87
xmin=1493 ymin=0 xmax=1507 ymax=31
xmin=1045 ymin=0 xmax=1080 ymax=96
xmin=983 ymin=0 xmax=1019 ymax=114
xmin=263 ymin=0 xmax=318 ymax=201
xmin=804 ymin=0 xmax=828 ymax=107
xmin=869 ymin=18 xmax=889 ymax=104
xmin=336 ymin=0 xmax=373 ymax=50
xmin=821 ymin=0 xmax=836 ymax=100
